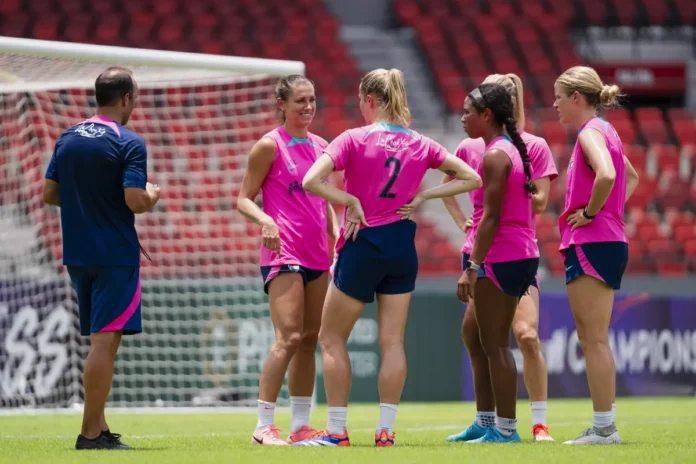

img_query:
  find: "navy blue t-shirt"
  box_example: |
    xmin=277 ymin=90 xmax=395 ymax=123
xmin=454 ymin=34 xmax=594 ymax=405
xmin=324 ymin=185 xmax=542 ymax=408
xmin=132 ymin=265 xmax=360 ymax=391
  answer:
xmin=45 ymin=115 xmax=147 ymax=267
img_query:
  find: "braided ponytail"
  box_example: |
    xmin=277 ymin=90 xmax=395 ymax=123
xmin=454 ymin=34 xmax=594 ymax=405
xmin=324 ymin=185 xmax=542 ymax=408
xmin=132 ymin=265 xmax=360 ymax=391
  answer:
xmin=503 ymin=117 xmax=537 ymax=195
xmin=469 ymin=83 xmax=538 ymax=196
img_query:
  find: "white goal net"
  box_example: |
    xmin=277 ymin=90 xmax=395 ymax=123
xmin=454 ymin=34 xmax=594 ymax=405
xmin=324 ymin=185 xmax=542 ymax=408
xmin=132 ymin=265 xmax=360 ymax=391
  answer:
xmin=0 ymin=37 xmax=304 ymax=409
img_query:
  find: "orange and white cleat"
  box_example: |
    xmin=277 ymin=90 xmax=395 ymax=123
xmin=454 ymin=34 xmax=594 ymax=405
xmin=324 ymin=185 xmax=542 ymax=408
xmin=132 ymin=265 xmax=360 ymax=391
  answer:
xmin=287 ymin=425 xmax=319 ymax=444
xmin=375 ymin=429 xmax=395 ymax=447
xmin=291 ymin=429 xmax=350 ymax=447
xmin=251 ymin=425 xmax=289 ymax=446
xmin=533 ymin=424 xmax=554 ymax=441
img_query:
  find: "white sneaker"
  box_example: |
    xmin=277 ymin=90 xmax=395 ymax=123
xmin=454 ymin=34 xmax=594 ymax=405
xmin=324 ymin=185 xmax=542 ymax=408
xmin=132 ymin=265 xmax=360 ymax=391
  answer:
xmin=251 ymin=425 xmax=289 ymax=446
xmin=563 ymin=427 xmax=621 ymax=445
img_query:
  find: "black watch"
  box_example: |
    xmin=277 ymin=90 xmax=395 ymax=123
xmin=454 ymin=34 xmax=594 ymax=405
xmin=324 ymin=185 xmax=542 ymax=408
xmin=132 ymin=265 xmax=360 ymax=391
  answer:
xmin=582 ymin=207 xmax=596 ymax=220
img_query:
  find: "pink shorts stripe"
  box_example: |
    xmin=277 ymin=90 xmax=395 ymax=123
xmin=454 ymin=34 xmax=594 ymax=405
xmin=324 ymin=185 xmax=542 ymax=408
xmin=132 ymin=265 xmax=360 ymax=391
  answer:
xmin=483 ymin=263 xmax=503 ymax=293
xmin=575 ymin=245 xmax=605 ymax=284
xmin=101 ymin=277 xmax=141 ymax=332
xmin=264 ymin=266 xmax=281 ymax=285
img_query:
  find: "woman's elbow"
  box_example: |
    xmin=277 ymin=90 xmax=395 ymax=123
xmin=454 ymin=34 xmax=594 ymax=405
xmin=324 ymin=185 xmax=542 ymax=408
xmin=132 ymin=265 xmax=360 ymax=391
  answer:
xmin=302 ymin=177 xmax=318 ymax=193
xmin=466 ymin=174 xmax=482 ymax=189
xmin=483 ymin=212 xmax=501 ymax=226
xmin=598 ymin=170 xmax=616 ymax=184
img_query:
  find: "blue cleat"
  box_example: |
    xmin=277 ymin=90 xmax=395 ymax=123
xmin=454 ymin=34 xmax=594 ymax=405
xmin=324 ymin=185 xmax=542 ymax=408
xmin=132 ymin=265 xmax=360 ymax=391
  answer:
xmin=467 ymin=427 xmax=521 ymax=443
xmin=446 ymin=422 xmax=492 ymax=442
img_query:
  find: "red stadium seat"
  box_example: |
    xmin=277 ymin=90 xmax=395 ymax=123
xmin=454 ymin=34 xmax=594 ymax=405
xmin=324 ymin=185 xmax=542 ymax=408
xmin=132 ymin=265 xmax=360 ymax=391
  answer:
xmin=604 ymin=108 xmax=632 ymax=122
xmin=540 ymin=122 xmax=569 ymax=145
xmin=639 ymin=0 xmax=669 ymax=24
xmin=638 ymin=120 xmax=669 ymax=145
xmin=0 ymin=13 xmax=30 ymax=37
xmin=31 ymin=14 xmax=61 ymax=41
xmin=656 ymin=261 xmax=687 ymax=276
xmin=613 ymin=0 xmax=638 ymax=25
xmin=63 ymin=16 xmax=93 ymax=43
xmin=667 ymin=108 xmax=694 ymax=122
xmin=674 ymin=225 xmax=696 ymax=243
xmin=157 ymin=16 xmax=186 ymax=45
xmin=611 ymin=120 xmax=637 ymax=144
xmin=0 ymin=0 xmax=21 ymax=14
xmin=624 ymin=145 xmax=647 ymax=171
xmin=673 ymin=121 xmax=696 ymax=146
xmin=153 ymin=0 xmax=178 ymax=15
xmin=672 ymin=0 xmax=696 ymax=24
xmin=650 ymin=145 xmax=681 ymax=173
xmin=579 ymin=0 xmax=607 ymax=24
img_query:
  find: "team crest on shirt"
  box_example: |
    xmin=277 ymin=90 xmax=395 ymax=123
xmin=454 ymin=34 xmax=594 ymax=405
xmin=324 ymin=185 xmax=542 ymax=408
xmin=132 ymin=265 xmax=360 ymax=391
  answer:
xmin=287 ymin=180 xmax=305 ymax=196
xmin=287 ymin=159 xmax=298 ymax=171
xmin=75 ymin=123 xmax=106 ymax=138
xmin=376 ymin=133 xmax=410 ymax=152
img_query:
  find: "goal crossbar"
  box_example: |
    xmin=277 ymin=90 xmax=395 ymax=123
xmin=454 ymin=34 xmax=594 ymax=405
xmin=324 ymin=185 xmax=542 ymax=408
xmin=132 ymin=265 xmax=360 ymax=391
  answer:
xmin=0 ymin=36 xmax=305 ymax=92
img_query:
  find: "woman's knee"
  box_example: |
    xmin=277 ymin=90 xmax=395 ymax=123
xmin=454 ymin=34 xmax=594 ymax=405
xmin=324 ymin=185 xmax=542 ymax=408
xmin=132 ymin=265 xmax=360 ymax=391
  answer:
xmin=461 ymin=307 xmax=481 ymax=349
xmin=275 ymin=329 xmax=303 ymax=355
xmin=318 ymin=327 xmax=346 ymax=354
xmin=479 ymin=333 xmax=511 ymax=358
xmin=577 ymin=332 xmax=610 ymax=352
xmin=378 ymin=331 xmax=405 ymax=353
xmin=514 ymin=324 xmax=541 ymax=357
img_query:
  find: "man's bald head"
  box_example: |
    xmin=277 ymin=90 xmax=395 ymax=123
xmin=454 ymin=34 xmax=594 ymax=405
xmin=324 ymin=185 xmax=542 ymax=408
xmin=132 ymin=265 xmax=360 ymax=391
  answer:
xmin=95 ymin=67 xmax=134 ymax=107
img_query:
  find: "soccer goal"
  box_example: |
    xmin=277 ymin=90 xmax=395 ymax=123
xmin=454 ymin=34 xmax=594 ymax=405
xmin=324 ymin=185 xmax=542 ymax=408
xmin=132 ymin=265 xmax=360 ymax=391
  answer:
xmin=0 ymin=36 xmax=304 ymax=410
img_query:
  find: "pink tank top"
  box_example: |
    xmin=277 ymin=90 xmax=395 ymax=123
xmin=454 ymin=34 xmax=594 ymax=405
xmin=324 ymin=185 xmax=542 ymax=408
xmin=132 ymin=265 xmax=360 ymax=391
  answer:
xmin=457 ymin=131 xmax=557 ymax=256
xmin=325 ymin=122 xmax=448 ymax=253
xmin=468 ymin=136 xmax=539 ymax=263
xmin=259 ymin=126 xmax=330 ymax=270
xmin=559 ymin=117 xmax=627 ymax=250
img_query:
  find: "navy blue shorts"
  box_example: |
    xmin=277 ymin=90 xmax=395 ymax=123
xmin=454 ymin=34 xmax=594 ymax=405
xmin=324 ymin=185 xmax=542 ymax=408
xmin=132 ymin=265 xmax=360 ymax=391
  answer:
xmin=333 ymin=220 xmax=418 ymax=304
xmin=563 ymin=242 xmax=628 ymax=290
xmin=260 ymin=264 xmax=325 ymax=294
xmin=462 ymin=254 xmax=539 ymax=299
xmin=67 ymin=266 xmax=142 ymax=337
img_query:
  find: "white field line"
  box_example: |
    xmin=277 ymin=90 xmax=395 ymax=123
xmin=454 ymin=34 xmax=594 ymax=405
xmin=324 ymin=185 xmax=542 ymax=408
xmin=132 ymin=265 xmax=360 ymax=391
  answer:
xmin=0 ymin=406 xmax=261 ymax=417
xmin=1 ymin=416 xmax=695 ymax=440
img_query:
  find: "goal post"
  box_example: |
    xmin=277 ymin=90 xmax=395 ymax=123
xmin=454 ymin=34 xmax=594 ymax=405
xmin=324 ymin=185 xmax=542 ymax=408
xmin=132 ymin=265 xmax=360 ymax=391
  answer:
xmin=0 ymin=37 xmax=306 ymax=409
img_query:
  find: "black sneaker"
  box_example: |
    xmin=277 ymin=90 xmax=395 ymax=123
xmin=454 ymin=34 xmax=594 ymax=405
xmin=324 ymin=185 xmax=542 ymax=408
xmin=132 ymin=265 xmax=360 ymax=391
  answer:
xmin=101 ymin=430 xmax=132 ymax=450
xmin=75 ymin=432 xmax=131 ymax=450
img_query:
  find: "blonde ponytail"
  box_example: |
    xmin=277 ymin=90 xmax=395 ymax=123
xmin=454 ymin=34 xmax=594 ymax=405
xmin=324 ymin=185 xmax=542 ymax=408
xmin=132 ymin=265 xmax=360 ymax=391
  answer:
xmin=482 ymin=73 xmax=525 ymax=130
xmin=556 ymin=66 xmax=623 ymax=110
xmin=359 ymin=68 xmax=412 ymax=126
xmin=599 ymin=84 xmax=621 ymax=109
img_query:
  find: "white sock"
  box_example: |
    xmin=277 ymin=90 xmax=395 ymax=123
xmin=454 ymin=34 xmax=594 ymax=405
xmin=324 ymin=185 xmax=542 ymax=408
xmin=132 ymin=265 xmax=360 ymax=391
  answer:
xmin=612 ymin=402 xmax=616 ymax=415
xmin=476 ymin=411 xmax=495 ymax=428
xmin=327 ymin=407 xmax=347 ymax=435
xmin=377 ymin=403 xmax=398 ymax=433
xmin=593 ymin=410 xmax=614 ymax=429
xmin=256 ymin=400 xmax=275 ymax=429
xmin=495 ymin=416 xmax=517 ymax=437
xmin=290 ymin=396 xmax=312 ymax=433
xmin=531 ymin=401 xmax=547 ymax=426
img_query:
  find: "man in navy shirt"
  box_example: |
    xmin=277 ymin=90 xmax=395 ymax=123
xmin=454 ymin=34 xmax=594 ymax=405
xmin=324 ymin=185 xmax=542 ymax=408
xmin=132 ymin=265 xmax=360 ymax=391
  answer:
xmin=43 ymin=67 xmax=160 ymax=450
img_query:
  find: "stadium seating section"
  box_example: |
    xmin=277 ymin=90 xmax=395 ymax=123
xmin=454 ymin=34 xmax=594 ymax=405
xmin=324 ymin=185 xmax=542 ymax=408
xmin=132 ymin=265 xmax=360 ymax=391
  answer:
xmin=2 ymin=0 xmax=694 ymax=277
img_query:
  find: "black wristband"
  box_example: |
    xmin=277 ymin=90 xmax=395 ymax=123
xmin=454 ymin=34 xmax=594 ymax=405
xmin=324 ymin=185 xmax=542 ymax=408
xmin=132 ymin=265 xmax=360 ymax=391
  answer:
xmin=583 ymin=207 xmax=596 ymax=219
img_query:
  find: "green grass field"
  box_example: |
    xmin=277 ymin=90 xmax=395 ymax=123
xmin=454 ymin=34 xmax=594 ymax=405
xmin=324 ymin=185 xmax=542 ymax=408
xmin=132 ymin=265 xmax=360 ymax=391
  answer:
xmin=2 ymin=398 xmax=694 ymax=463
